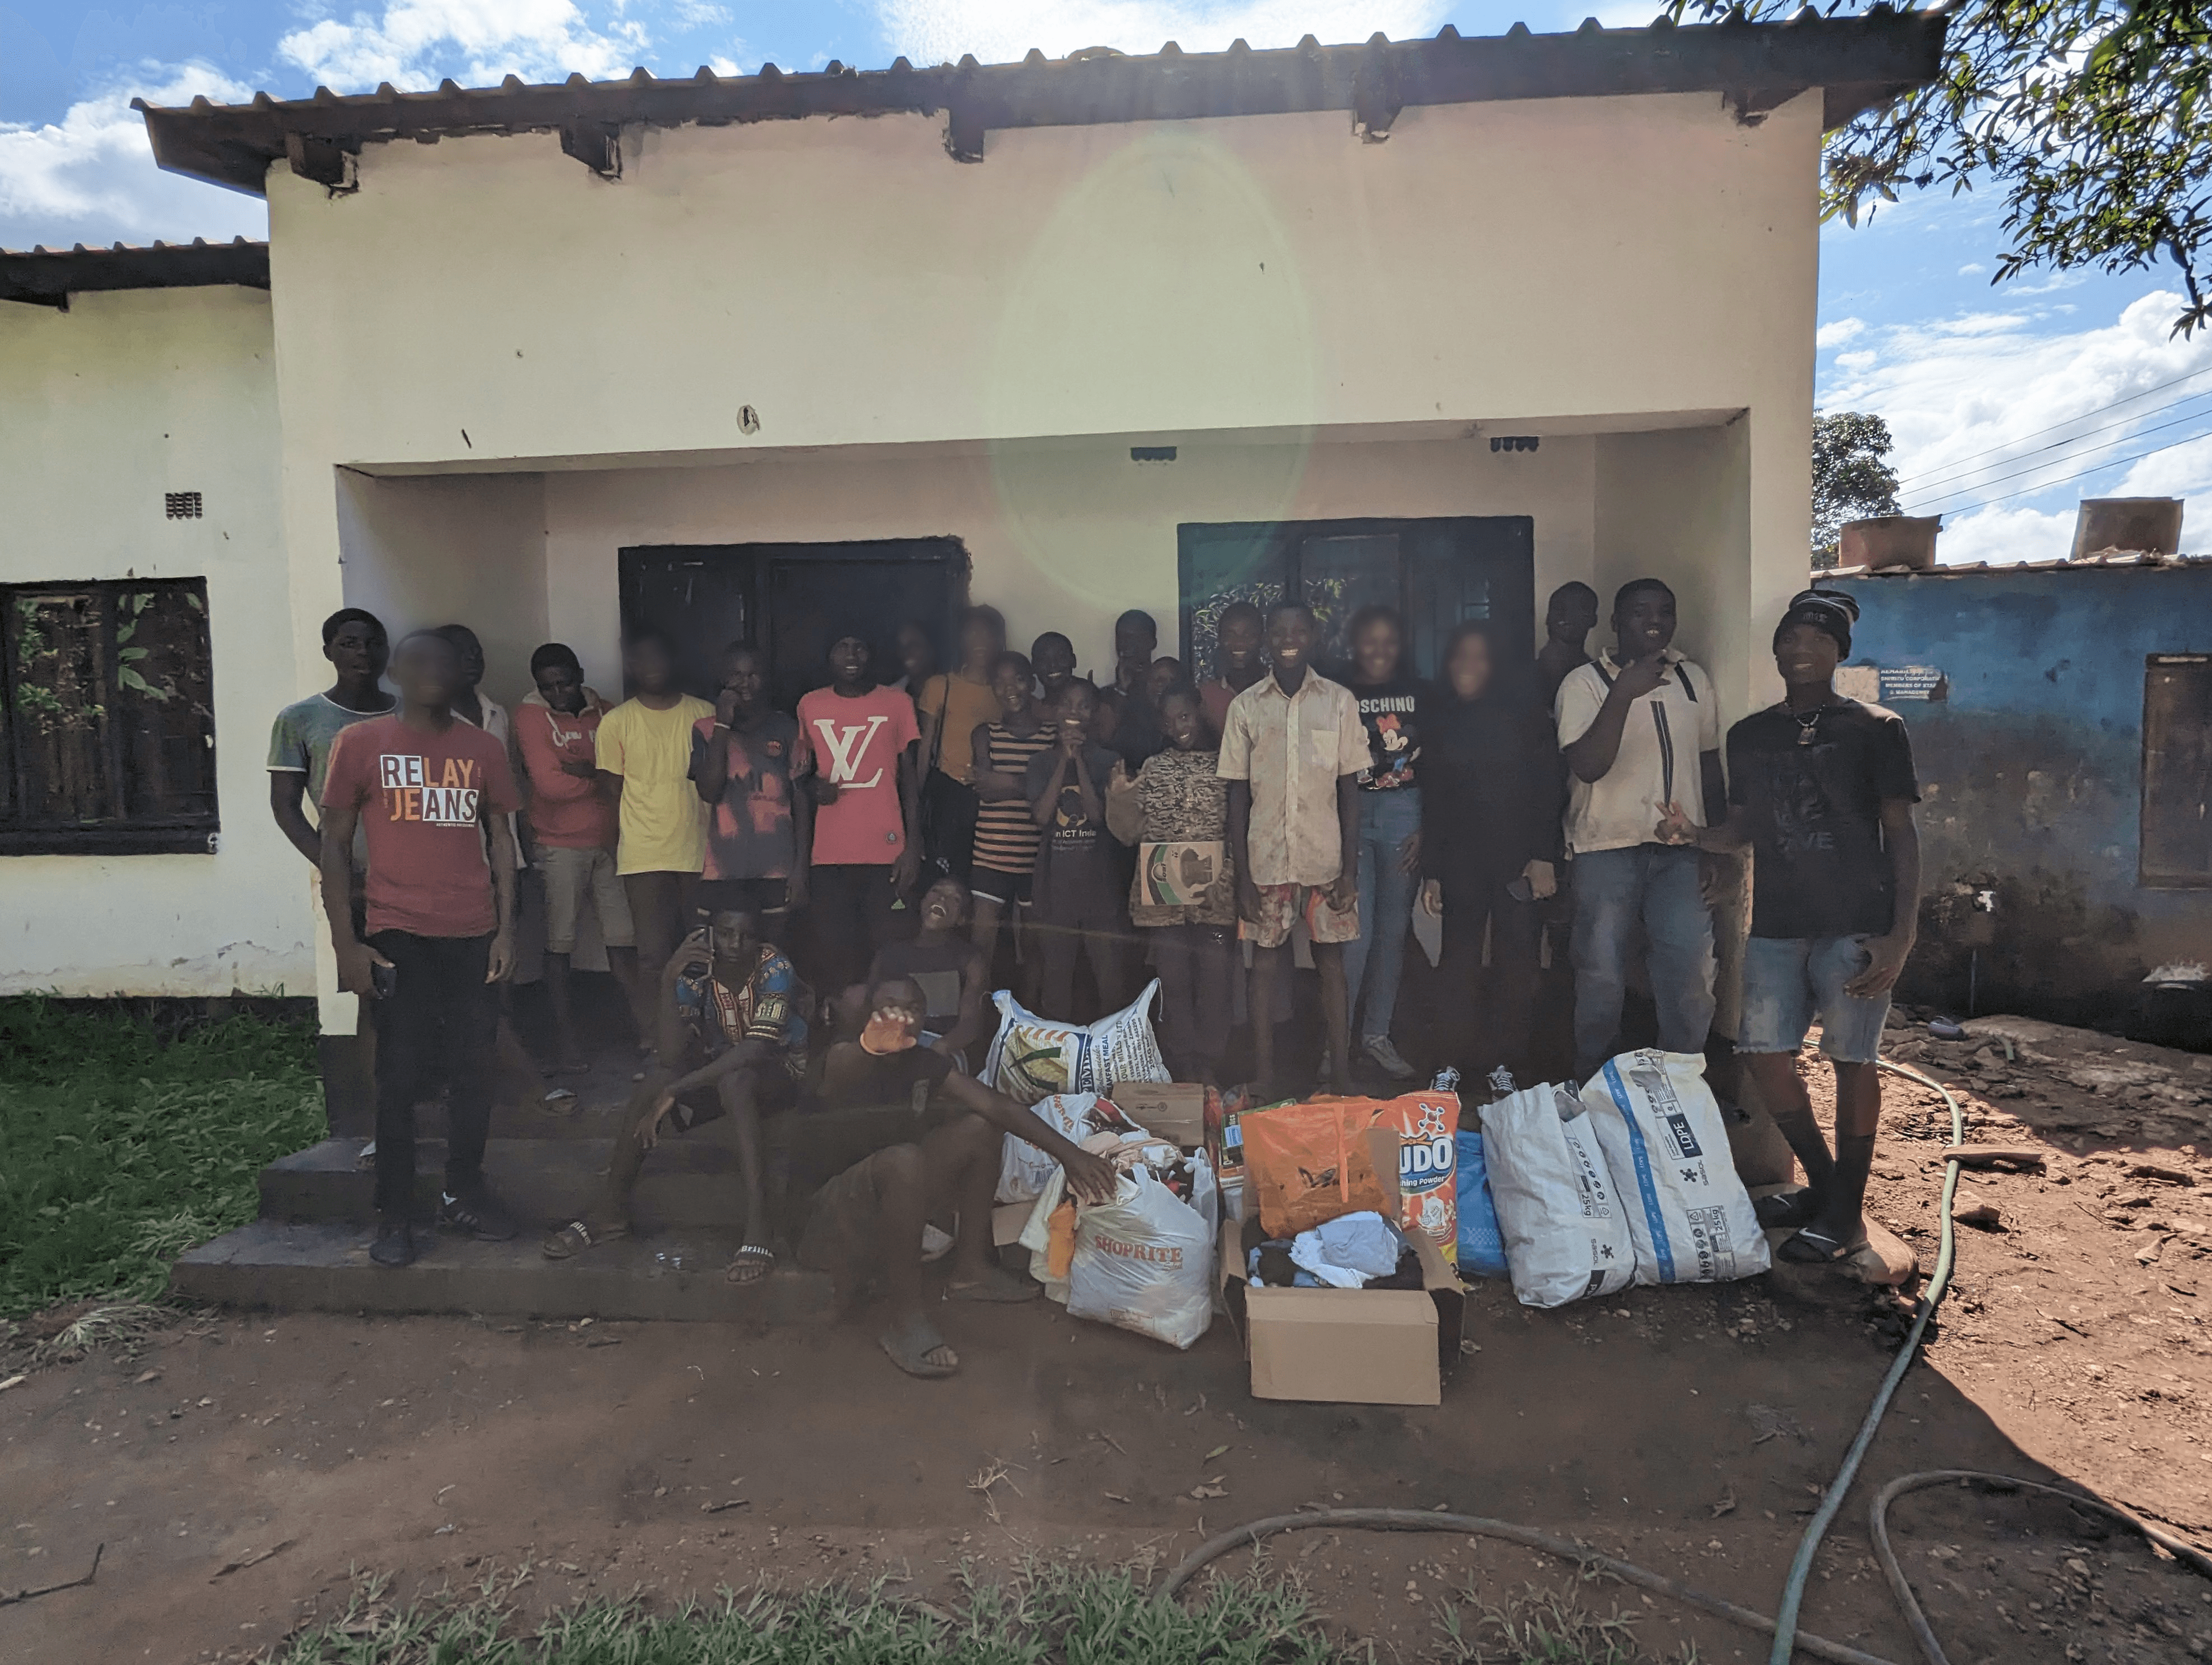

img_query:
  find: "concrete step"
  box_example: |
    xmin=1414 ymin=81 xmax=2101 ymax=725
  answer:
xmin=262 ymin=1137 xmax=738 ymax=1231
xmin=172 ymin=1219 xmax=836 ymax=1325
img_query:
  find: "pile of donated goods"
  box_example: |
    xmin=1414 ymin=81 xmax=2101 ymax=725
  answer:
xmin=977 ymin=984 xmax=1772 ymax=1359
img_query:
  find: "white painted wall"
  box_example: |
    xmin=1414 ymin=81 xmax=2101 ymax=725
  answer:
xmin=0 ymin=285 xmax=309 ymax=996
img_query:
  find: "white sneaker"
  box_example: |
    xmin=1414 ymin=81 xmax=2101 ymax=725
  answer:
xmin=1363 ymin=1036 xmax=1418 ymax=1081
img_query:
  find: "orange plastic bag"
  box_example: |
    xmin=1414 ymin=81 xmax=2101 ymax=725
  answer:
xmin=1242 ymin=1099 xmax=1395 ymax=1238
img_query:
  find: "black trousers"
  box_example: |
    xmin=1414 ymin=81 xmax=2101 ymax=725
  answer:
xmin=368 ymin=930 xmax=496 ymax=1216
xmin=1436 ymin=875 xmax=1543 ymax=1087
xmin=1034 ymin=880 xmax=1131 ymax=1022
xmin=1150 ymin=921 xmax=1234 ymax=1071
xmin=806 ymin=863 xmax=901 ymax=997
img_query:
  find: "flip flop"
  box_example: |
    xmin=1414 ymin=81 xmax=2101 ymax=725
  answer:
xmin=1778 ymin=1225 xmax=1870 ymax=1265
xmin=878 ymin=1312 xmax=959 ymax=1378
xmin=945 ymin=1267 xmax=1040 ymax=1304
xmin=541 ymin=1084 xmax=578 ymax=1105
xmin=540 ymin=1219 xmax=627 ymax=1260
xmin=1755 ymin=1190 xmax=1822 ymax=1231
xmin=726 ymin=1243 xmax=776 ymax=1285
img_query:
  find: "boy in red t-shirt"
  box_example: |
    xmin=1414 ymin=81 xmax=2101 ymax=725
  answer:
xmin=794 ymin=631 xmax=921 ymax=996
xmin=320 ymin=630 xmax=524 ymax=1268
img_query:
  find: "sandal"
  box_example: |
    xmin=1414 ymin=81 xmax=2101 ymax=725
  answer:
xmin=726 ymin=1243 xmax=776 ymax=1285
xmin=541 ymin=1084 xmax=579 ymax=1105
xmin=1755 ymin=1190 xmax=1821 ymax=1231
xmin=541 ymin=1219 xmax=627 ymax=1260
xmin=1778 ymin=1225 xmax=1870 ymax=1265
xmin=878 ymin=1311 xmax=959 ymax=1378
xmin=945 ymin=1267 xmax=1040 ymax=1304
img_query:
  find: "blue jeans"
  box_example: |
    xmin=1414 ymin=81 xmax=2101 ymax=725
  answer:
xmin=1343 ymin=788 xmax=1422 ymax=1042
xmin=1569 ymin=843 xmax=1715 ymax=1079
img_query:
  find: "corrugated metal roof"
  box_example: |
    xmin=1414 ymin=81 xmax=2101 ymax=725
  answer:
xmin=0 ymin=238 xmax=268 ymax=309
xmin=1825 ymin=550 xmax=2212 ymax=579
xmin=134 ymin=12 xmax=1947 ymax=195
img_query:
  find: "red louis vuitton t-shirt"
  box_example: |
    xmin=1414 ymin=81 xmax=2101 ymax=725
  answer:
xmin=321 ymin=714 xmax=522 ymax=938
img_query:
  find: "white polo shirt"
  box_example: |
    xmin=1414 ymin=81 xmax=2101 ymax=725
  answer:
xmin=1554 ymin=650 xmax=1721 ymax=856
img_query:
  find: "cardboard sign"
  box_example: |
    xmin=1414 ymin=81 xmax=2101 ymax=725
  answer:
xmin=1139 ymin=840 xmax=1225 ymax=909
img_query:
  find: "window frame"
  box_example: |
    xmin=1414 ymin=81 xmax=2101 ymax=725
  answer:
xmin=0 ymin=576 xmax=221 ymax=857
xmin=2139 ymin=652 xmax=2212 ymax=890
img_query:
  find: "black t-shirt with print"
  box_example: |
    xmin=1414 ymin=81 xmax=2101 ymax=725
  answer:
xmin=1727 ymin=700 xmax=1919 ymax=941
xmin=1024 ymin=744 xmax=1122 ymax=895
xmin=1349 ymin=677 xmax=1422 ymax=791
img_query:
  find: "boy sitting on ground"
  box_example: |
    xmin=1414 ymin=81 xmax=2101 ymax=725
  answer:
xmin=801 ymin=977 xmax=1118 ymax=1378
xmin=541 ymin=907 xmax=804 ymax=1285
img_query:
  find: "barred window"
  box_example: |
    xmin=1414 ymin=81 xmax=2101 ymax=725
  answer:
xmin=2142 ymin=654 xmax=2212 ymax=888
xmin=1 ymin=579 xmax=219 ymax=854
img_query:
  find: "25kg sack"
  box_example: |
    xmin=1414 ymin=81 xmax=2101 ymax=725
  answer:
xmin=1479 ymin=1082 xmax=1635 ymax=1309
xmin=1581 ymin=1049 xmax=1771 ymax=1288
xmin=1453 ymin=1128 xmax=1509 ymax=1281
xmin=981 ymin=981 xmax=1168 ymax=1105
xmin=1363 ymin=1091 xmax=1461 ymax=1267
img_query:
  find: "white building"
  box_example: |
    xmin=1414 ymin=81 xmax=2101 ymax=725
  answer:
xmin=2 ymin=16 xmax=1943 ymax=1031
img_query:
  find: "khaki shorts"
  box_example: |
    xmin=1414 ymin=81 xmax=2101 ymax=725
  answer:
xmin=1240 ymin=882 xmax=1359 ymax=950
xmin=538 ymin=844 xmax=635 ymax=953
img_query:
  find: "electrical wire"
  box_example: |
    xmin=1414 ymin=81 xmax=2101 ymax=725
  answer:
xmin=1908 ymin=423 xmax=2212 ymax=519
xmin=1890 ymin=360 xmax=2212 ymax=492
xmin=1904 ymin=408 xmax=2212 ymax=514
xmin=1900 ymin=390 xmax=2212 ymax=505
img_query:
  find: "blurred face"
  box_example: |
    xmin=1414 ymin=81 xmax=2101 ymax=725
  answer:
xmin=1115 ymin=617 xmax=1157 ymax=669
xmin=627 ymin=638 xmax=675 ymax=694
xmin=392 ymin=632 xmax=463 ymax=708
xmin=440 ymin=629 xmax=484 ymax=690
xmin=1775 ymin=623 xmax=1840 ymax=688
xmin=1547 ymin=587 xmax=1599 ymax=647
xmin=828 ymin=635 xmax=871 ymax=685
xmin=719 ymin=649 xmax=767 ymax=711
xmin=896 ymin=624 xmax=935 ymax=683
xmin=1056 ymin=681 xmax=1097 ymax=742
xmin=533 ymin=659 xmax=584 ymax=712
xmin=1446 ymin=632 xmax=1494 ymax=701
xmin=1145 ymin=657 xmax=1183 ymax=706
xmin=959 ymin=614 xmax=1003 ymax=669
xmin=991 ymin=657 xmax=1033 ymax=716
xmin=1266 ymin=608 xmax=1317 ymax=676
xmin=326 ymin=620 xmax=388 ymax=682
xmin=1217 ymin=610 xmax=1262 ymax=676
xmin=921 ymin=879 xmax=968 ymax=931
xmin=1351 ymin=617 xmax=1402 ymax=684
xmin=709 ymin=910 xmax=758 ymax=965
xmin=1160 ymin=689 xmax=1203 ymax=750
xmin=1031 ymin=635 xmax=1075 ymax=690
xmin=1613 ymin=589 xmax=1677 ymax=662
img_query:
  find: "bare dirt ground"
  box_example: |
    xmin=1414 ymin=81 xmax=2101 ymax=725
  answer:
xmin=6 ymin=1013 xmax=2212 ymax=1665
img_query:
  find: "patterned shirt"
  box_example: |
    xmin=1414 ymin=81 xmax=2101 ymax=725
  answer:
xmin=1215 ymin=670 xmax=1369 ymax=888
xmin=1108 ymin=747 xmax=1236 ymax=927
xmin=675 ymin=943 xmax=808 ymax=1076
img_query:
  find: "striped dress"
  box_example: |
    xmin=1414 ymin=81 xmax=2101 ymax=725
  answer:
xmin=970 ymin=720 xmax=1057 ymax=881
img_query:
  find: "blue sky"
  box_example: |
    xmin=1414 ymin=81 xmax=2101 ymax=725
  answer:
xmin=5 ymin=0 xmax=2208 ymax=562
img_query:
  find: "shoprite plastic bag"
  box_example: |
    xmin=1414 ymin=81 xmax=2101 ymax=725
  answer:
xmin=1065 ymin=1155 xmax=1218 ymax=1349
xmin=1479 ymin=1082 xmax=1636 ymax=1308
xmin=1242 ymin=1099 xmax=1396 ymax=1238
xmin=981 ymin=981 xmax=1168 ymax=1105
xmin=1581 ymin=1049 xmax=1771 ymax=1287
xmin=995 ymin=1093 xmax=1111 ymax=1206
xmin=1453 ymin=1128 xmax=1509 ymax=1280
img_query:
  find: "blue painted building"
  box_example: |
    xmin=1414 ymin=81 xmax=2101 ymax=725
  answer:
xmin=1824 ymin=553 xmax=2212 ymax=1033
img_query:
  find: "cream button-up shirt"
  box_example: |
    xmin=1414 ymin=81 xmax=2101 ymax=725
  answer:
xmin=1215 ymin=668 xmax=1369 ymax=888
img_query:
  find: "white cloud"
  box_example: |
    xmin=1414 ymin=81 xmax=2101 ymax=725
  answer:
xmin=1956 ymin=261 xmax=1986 ymax=277
xmin=872 ymin=0 xmax=1451 ymax=67
xmin=281 ymin=0 xmax=649 ymax=91
xmin=1823 ymin=290 xmax=2212 ymax=533
xmin=0 ymin=64 xmax=268 ymax=252
xmin=1815 ymin=317 xmax=1864 ymax=350
xmin=1931 ymin=503 xmax=2075 ymax=567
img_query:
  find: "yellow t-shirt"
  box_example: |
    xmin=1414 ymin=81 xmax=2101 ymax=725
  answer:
xmin=918 ymin=671 xmax=1002 ymax=784
xmin=596 ymin=695 xmax=715 ymax=875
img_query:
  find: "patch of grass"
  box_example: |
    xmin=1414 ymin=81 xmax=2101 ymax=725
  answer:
xmin=1434 ymin=1579 xmax=1700 ymax=1665
xmin=272 ymin=1562 xmax=1336 ymax=1664
xmin=0 ymin=996 xmax=321 ymax=1320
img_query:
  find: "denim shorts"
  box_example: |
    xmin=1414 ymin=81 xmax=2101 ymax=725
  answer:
xmin=1737 ymin=934 xmax=1891 ymax=1064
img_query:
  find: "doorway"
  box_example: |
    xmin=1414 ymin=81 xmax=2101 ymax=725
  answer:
xmin=617 ymin=539 xmax=970 ymax=708
xmin=1176 ymin=517 xmax=1536 ymax=690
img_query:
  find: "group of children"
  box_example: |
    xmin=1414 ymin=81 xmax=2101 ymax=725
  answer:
xmin=268 ymin=573 xmax=1923 ymax=1368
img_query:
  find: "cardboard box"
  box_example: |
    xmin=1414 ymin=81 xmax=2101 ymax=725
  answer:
xmin=991 ymin=1201 xmax=1031 ymax=1248
xmin=1217 ymin=1131 xmax=1466 ymax=1406
xmin=1111 ymin=1082 xmax=1208 ymax=1148
xmin=1137 ymin=840 xmax=1226 ymax=909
